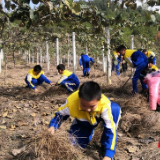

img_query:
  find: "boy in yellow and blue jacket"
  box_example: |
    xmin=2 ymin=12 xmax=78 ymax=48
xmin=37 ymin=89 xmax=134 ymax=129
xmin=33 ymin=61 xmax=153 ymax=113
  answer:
xmin=56 ymin=64 xmax=80 ymax=92
xmin=142 ymin=49 xmax=156 ymax=65
xmin=148 ymin=58 xmax=158 ymax=71
xmin=49 ymin=81 xmax=121 ymax=160
xmin=25 ymin=65 xmax=53 ymax=92
xmin=112 ymin=50 xmax=122 ymax=76
xmin=117 ymin=46 xmax=148 ymax=94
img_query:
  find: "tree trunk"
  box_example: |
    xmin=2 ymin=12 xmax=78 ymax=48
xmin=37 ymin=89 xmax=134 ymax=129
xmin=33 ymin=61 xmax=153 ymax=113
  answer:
xmin=72 ymin=32 xmax=76 ymax=73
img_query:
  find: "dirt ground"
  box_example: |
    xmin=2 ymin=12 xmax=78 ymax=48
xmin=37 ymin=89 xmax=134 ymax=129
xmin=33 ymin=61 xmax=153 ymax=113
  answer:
xmin=0 ymin=56 xmax=160 ymax=160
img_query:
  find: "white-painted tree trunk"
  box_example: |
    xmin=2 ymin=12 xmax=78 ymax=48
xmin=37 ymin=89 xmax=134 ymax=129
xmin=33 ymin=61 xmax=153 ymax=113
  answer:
xmin=131 ymin=35 xmax=134 ymax=49
xmin=46 ymin=41 xmax=50 ymax=70
xmin=40 ymin=48 xmax=42 ymax=66
xmin=28 ymin=49 xmax=30 ymax=64
xmin=64 ymin=55 xmax=66 ymax=64
xmin=37 ymin=49 xmax=39 ymax=64
xmin=86 ymin=43 xmax=88 ymax=55
xmin=67 ymin=35 xmax=70 ymax=68
xmin=102 ymin=46 xmax=106 ymax=73
xmin=68 ymin=53 xmax=70 ymax=68
xmin=1 ymin=49 xmax=3 ymax=63
xmin=106 ymin=27 xmax=112 ymax=84
xmin=32 ymin=56 xmax=34 ymax=64
xmin=131 ymin=35 xmax=134 ymax=73
xmin=56 ymin=38 xmax=59 ymax=66
xmin=0 ymin=51 xmax=1 ymax=74
xmin=25 ymin=51 xmax=28 ymax=63
xmin=72 ymin=32 xmax=76 ymax=73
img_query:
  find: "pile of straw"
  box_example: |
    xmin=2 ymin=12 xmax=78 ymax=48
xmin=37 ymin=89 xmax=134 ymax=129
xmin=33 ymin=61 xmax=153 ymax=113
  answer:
xmin=15 ymin=131 xmax=81 ymax=160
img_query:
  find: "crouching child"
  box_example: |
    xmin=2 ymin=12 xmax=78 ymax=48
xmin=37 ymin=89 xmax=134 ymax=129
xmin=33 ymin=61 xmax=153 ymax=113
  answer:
xmin=48 ymin=81 xmax=121 ymax=160
xmin=25 ymin=65 xmax=53 ymax=92
xmin=56 ymin=64 xmax=80 ymax=92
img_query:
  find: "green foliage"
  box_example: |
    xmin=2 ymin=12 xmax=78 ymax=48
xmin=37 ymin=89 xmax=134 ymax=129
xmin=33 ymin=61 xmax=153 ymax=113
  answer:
xmin=1 ymin=0 xmax=160 ymax=58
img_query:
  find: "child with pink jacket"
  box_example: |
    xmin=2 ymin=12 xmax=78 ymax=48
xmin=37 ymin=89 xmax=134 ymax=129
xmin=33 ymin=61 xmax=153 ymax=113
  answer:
xmin=144 ymin=70 xmax=160 ymax=111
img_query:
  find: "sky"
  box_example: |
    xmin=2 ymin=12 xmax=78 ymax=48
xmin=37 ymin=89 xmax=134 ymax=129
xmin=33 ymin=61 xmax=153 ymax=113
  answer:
xmin=1 ymin=0 xmax=39 ymax=11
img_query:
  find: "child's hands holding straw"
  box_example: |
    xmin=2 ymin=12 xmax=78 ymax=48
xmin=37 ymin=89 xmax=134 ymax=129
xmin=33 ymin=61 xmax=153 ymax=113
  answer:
xmin=48 ymin=127 xmax=55 ymax=135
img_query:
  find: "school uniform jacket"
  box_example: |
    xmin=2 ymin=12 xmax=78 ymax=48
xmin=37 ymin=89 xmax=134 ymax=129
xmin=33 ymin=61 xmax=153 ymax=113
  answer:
xmin=113 ymin=51 xmax=121 ymax=64
xmin=26 ymin=69 xmax=50 ymax=89
xmin=79 ymin=55 xmax=94 ymax=67
xmin=147 ymin=51 xmax=156 ymax=65
xmin=124 ymin=49 xmax=149 ymax=68
xmin=124 ymin=50 xmax=155 ymax=67
xmin=151 ymin=65 xmax=158 ymax=71
xmin=57 ymin=70 xmax=73 ymax=85
xmin=49 ymin=91 xmax=118 ymax=158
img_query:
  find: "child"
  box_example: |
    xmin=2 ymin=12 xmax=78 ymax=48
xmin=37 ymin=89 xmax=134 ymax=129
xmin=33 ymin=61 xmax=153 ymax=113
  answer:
xmin=117 ymin=45 xmax=148 ymax=94
xmin=142 ymin=49 xmax=156 ymax=65
xmin=25 ymin=65 xmax=53 ymax=92
xmin=112 ymin=50 xmax=121 ymax=76
xmin=79 ymin=54 xmax=95 ymax=77
xmin=148 ymin=58 xmax=158 ymax=71
xmin=56 ymin=64 xmax=80 ymax=92
xmin=48 ymin=81 xmax=121 ymax=160
xmin=144 ymin=70 xmax=160 ymax=111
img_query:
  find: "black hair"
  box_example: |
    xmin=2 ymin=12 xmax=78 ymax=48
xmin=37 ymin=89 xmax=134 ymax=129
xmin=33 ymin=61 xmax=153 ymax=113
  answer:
xmin=148 ymin=58 xmax=153 ymax=64
xmin=33 ymin=65 xmax=42 ymax=72
xmin=116 ymin=45 xmax=126 ymax=52
xmin=140 ymin=68 xmax=156 ymax=80
xmin=79 ymin=81 xmax=101 ymax=101
xmin=142 ymin=49 xmax=147 ymax=53
xmin=81 ymin=53 xmax=84 ymax=56
xmin=57 ymin=64 xmax=65 ymax=71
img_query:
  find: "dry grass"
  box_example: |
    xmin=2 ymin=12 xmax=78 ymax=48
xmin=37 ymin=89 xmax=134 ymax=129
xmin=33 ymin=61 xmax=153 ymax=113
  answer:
xmin=13 ymin=130 xmax=81 ymax=160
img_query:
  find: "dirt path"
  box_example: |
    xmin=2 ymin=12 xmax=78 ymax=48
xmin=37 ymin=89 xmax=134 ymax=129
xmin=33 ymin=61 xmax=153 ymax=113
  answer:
xmin=0 ymin=57 xmax=160 ymax=160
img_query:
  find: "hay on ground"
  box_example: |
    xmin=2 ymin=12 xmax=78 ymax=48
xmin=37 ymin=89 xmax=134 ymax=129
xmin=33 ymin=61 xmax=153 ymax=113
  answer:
xmin=14 ymin=130 xmax=81 ymax=160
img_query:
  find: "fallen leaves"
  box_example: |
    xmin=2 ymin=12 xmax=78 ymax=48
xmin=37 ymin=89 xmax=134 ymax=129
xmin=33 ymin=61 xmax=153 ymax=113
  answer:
xmin=13 ymin=109 xmax=17 ymax=113
xmin=0 ymin=125 xmax=7 ymax=129
xmin=127 ymin=146 xmax=138 ymax=153
xmin=2 ymin=111 xmax=8 ymax=118
xmin=12 ymin=146 xmax=26 ymax=156
xmin=10 ymin=124 xmax=16 ymax=131
xmin=15 ymin=106 xmax=22 ymax=109
xmin=30 ymin=113 xmax=36 ymax=117
xmin=17 ymin=122 xmax=28 ymax=127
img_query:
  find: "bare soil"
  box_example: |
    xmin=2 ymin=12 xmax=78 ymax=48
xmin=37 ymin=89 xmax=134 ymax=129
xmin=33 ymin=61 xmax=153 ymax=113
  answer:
xmin=0 ymin=56 xmax=160 ymax=160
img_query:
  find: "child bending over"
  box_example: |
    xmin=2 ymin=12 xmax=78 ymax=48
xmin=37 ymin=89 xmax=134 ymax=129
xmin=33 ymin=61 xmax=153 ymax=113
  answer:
xmin=56 ymin=64 xmax=80 ymax=92
xmin=48 ymin=81 xmax=121 ymax=160
xmin=25 ymin=65 xmax=53 ymax=92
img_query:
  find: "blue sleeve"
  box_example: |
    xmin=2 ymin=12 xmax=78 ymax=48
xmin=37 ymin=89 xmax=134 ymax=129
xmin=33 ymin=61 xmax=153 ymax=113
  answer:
xmin=153 ymin=57 xmax=156 ymax=65
xmin=131 ymin=51 xmax=148 ymax=67
xmin=117 ymin=55 xmax=121 ymax=63
xmin=49 ymin=112 xmax=69 ymax=129
xmin=101 ymin=124 xmax=117 ymax=158
xmin=90 ymin=57 xmax=95 ymax=63
xmin=79 ymin=57 xmax=82 ymax=66
xmin=42 ymin=74 xmax=51 ymax=84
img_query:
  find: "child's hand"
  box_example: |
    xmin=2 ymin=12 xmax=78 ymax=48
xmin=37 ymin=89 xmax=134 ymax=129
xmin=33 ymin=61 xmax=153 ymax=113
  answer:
xmin=35 ymin=88 xmax=39 ymax=93
xmin=48 ymin=127 xmax=55 ymax=135
xmin=103 ymin=157 xmax=111 ymax=160
xmin=50 ymin=83 xmax=55 ymax=86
